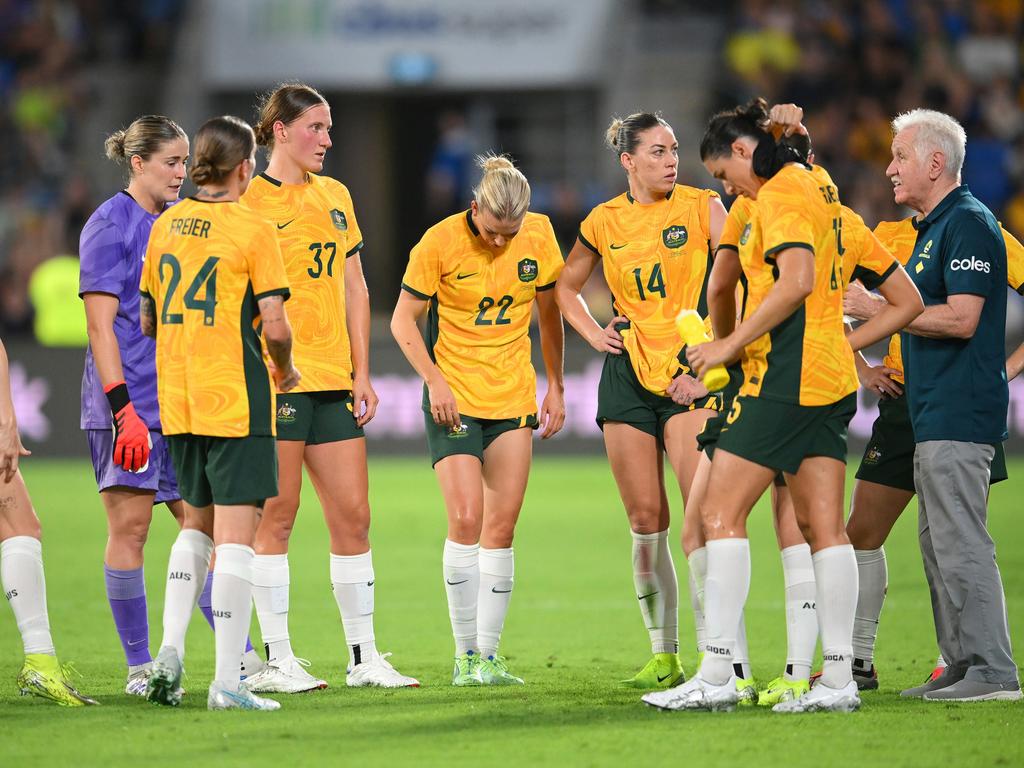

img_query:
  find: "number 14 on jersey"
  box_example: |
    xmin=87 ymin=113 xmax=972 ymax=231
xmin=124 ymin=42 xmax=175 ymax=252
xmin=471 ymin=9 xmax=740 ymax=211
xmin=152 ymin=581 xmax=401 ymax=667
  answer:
xmin=633 ymin=263 xmax=666 ymax=301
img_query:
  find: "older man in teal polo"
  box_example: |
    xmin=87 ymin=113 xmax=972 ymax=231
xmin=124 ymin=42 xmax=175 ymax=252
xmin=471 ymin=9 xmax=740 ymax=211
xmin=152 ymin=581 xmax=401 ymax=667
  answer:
xmin=883 ymin=109 xmax=1019 ymax=702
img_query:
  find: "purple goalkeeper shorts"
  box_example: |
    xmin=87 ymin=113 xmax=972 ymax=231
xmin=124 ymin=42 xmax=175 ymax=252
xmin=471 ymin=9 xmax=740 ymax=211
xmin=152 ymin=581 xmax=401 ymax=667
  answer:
xmin=86 ymin=429 xmax=181 ymax=504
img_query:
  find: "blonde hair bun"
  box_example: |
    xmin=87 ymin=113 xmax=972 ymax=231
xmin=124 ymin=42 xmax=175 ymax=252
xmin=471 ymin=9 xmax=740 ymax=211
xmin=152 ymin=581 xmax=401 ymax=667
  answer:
xmin=473 ymin=153 xmax=530 ymax=221
xmin=605 ymin=118 xmax=624 ymax=150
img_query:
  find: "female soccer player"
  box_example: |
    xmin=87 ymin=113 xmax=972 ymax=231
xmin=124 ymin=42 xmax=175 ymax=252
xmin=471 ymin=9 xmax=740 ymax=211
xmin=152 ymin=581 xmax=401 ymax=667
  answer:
xmin=79 ymin=115 xmax=192 ymax=695
xmin=391 ymin=154 xmax=565 ymax=686
xmin=554 ymin=112 xmax=726 ymax=690
xmin=2 ymin=337 xmax=97 ymax=706
xmin=643 ymin=98 xmax=922 ymax=713
xmin=141 ymin=115 xmax=298 ymax=711
xmin=241 ymin=83 xmax=418 ymax=692
xmin=81 ymin=116 xmax=263 ymax=695
xmin=685 ymin=112 xmax=910 ymax=707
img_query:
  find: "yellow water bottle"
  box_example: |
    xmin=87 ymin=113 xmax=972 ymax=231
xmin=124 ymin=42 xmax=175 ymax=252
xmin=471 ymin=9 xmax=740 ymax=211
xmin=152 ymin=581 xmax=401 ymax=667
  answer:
xmin=676 ymin=310 xmax=730 ymax=391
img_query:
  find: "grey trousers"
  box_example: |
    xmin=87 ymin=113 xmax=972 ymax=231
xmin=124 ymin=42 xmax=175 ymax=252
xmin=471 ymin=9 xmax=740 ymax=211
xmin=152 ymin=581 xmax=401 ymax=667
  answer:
xmin=914 ymin=440 xmax=1018 ymax=683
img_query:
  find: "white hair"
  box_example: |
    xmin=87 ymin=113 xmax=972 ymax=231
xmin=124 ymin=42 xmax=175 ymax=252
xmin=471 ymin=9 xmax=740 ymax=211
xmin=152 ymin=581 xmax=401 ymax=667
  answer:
xmin=892 ymin=109 xmax=967 ymax=180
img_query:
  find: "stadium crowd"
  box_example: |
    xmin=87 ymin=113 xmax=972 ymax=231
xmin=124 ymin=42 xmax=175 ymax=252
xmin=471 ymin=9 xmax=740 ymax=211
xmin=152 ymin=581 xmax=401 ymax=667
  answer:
xmin=717 ymin=0 xmax=1024 ymax=232
xmin=4 ymin=2 xmax=1024 ymax=342
xmin=0 ymin=0 xmax=184 ymax=338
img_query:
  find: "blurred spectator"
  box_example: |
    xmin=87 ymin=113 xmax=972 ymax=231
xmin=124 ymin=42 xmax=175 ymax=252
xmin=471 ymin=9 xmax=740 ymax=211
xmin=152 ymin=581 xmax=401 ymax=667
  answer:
xmin=0 ymin=0 xmax=183 ymax=338
xmin=714 ymin=0 xmax=1024 ymax=240
xmin=29 ymin=254 xmax=88 ymax=347
xmin=425 ymin=111 xmax=474 ymax=221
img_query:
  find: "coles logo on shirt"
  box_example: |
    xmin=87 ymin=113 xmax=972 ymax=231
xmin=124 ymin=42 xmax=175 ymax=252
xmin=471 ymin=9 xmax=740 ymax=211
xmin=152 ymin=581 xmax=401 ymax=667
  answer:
xmin=949 ymin=256 xmax=990 ymax=273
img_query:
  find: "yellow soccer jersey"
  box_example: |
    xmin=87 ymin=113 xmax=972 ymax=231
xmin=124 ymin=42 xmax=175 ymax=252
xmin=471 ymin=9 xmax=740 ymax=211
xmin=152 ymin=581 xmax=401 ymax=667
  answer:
xmin=140 ymin=198 xmax=290 ymax=437
xmin=241 ymin=173 xmax=363 ymax=393
xmin=873 ymin=216 xmax=1024 ymax=383
xmin=401 ymin=210 xmax=564 ymax=419
xmin=578 ymin=185 xmax=720 ymax=395
xmin=738 ymin=164 xmax=857 ymax=406
xmin=840 ymin=206 xmax=898 ymax=290
xmin=1006 ymin=227 xmax=1024 ymax=295
xmin=719 ymin=195 xmax=756 ymax=252
xmin=717 ymin=195 xmax=757 ymax=321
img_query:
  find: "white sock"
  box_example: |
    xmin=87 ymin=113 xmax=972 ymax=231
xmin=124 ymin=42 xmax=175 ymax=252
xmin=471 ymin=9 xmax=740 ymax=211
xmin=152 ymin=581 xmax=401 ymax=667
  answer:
xmin=813 ymin=544 xmax=858 ymax=689
xmin=630 ymin=529 xmax=678 ymax=655
xmin=653 ymin=531 xmax=679 ymax=654
xmin=733 ymin=614 xmax=752 ymax=681
xmin=161 ymin=529 xmax=213 ymax=659
xmin=782 ymin=543 xmax=817 ymax=681
xmin=443 ymin=539 xmax=479 ymax=656
xmin=1 ymin=536 xmax=54 ymax=655
xmin=687 ymin=547 xmax=707 ymax=658
xmin=212 ymin=544 xmax=254 ymax=692
xmin=252 ymin=553 xmax=292 ymax=662
xmin=330 ymin=550 xmax=377 ymax=668
xmin=852 ymin=547 xmax=887 ymax=666
xmin=478 ymin=547 xmax=514 ymax=659
xmin=700 ymin=538 xmax=750 ymax=685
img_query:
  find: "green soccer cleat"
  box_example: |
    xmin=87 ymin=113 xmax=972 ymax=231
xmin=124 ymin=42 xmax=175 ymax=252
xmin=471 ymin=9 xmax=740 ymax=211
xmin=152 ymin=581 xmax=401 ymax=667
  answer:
xmin=478 ymin=655 xmax=524 ymax=685
xmin=620 ymin=653 xmax=684 ymax=690
xmin=736 ymin=676 xmax=759 ymax=705
xmin=17 ymin=654 xmax=98 ymax=707
xmin=146 ymin=646 xmax=184 ymax=707
xmin=757 ymin=675 xmax=810 ymax=706
xmin=452 ymin=650 xmax=483 ymax=687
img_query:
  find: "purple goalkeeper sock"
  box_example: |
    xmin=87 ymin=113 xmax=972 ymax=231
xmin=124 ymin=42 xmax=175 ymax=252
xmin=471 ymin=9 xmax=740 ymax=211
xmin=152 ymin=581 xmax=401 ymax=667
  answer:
xmin=104 ymin=565 xmax=152 ymax=666
xmin=199 ymin=571 xmax=216 ymax=630
xmin=199 ymin=571 xmax=254 ymax=652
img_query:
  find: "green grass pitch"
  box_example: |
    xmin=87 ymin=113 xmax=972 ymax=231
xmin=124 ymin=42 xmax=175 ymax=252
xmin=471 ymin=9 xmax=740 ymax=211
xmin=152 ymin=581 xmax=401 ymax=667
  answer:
xmin=1 ymin=456 xmax=1022 ymax=766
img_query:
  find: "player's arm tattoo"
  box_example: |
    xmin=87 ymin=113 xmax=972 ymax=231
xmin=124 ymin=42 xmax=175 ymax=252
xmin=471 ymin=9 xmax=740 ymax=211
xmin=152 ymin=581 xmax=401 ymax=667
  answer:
xmin=257 ymin=294 xmax=293 ymax=371
xmin=140 ymin=294 xmax=157 ymax=338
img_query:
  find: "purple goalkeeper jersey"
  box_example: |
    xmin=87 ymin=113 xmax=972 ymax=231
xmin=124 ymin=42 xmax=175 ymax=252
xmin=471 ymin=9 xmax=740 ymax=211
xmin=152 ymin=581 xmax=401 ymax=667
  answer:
xmin=79 ymin=191 xmax=173 ymax=430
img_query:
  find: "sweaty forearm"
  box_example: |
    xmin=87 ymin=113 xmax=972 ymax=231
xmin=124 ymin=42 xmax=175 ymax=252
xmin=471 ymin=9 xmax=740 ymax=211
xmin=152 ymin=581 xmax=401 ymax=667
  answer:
xmin=848 ymin=301 xmax=919 ymax=351
xmin=264 ymin=332 xmax=293 ymax=373
xmin=905 ymin=303 xmax=971 ymax=339
xmin=87 ymin=325 xmax=127 ymax=385
xmin=556 ymin=287 xmax=606 ymax=346
xmin=539 ymin=302 xmax=566 ymax=391
xmin=0 ymin=342 xmax=14 ymax=425
xmin=1007 ymin=342 xmax=1024 ymax=381
xmin=140 ymin=295 xmax=157 ymax=339
xmin=346 ymin=284 xmax=371 ymax=378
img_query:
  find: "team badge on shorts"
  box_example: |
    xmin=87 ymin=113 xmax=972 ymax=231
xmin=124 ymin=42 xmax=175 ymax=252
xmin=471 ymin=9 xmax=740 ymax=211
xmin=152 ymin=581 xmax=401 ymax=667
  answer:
xmin=662 ymin=225 xmax=688 ymax=249
xmin=447 ymin=424 xmax=469 ymax=439
xmin=330 ymin=209 xmax=348 ymax=231
xmin=863 ymin=445 xmax=882 ymax=465
xmin=277 ymin=403 xmax=297 ymax=424
xmin=740 ymin=223 xmax=752 ymax=245
xmin=518 ymin=258 xmax=538 ymax=282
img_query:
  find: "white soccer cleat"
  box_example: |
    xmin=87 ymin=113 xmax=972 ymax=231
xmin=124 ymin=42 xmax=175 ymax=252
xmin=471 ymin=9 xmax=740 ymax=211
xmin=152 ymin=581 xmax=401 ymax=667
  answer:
xmin=642 ymin=673 xmax=739 ymax=711
xmin=244 ymin=655 xmax=327 ymax=694
xmin=772 ymin=680 xmax=861 ymax=713
xmin=207 ymin=681 xmax=281 ymax=711
xmin=146 ymin=646 xmax=185 ymax=706
xmin=125 ymin=663 xmax=152 ymax=696
xmin=240 ymin=649 xmax=266 ymax=681
xmin=346 ymin=652 xmax=420 ymax=688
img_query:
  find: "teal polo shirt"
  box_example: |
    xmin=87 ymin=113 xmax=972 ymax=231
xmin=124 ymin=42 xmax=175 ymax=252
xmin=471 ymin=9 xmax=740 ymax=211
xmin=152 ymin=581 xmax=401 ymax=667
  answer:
xmin=902 ymin=186 xmax=1008 ymax=444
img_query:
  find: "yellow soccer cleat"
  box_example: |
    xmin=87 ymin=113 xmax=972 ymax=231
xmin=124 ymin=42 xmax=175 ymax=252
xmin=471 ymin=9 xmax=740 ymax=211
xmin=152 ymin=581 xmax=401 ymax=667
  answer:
xmin=620 ymin=653 xmax=684 ymax=690
xmin=17 ymin=654 xmax=99 ymax=707
xmin=757 ymin=675 xmax=810 ymax=706
xmin=736 ymin=676 xmax=759 ymax=705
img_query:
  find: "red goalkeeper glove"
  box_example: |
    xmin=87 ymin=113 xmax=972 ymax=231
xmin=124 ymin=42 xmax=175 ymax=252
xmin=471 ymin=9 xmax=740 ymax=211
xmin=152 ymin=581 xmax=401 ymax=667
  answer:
xmin=104 ymin=381 xmax=150 ymax=472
